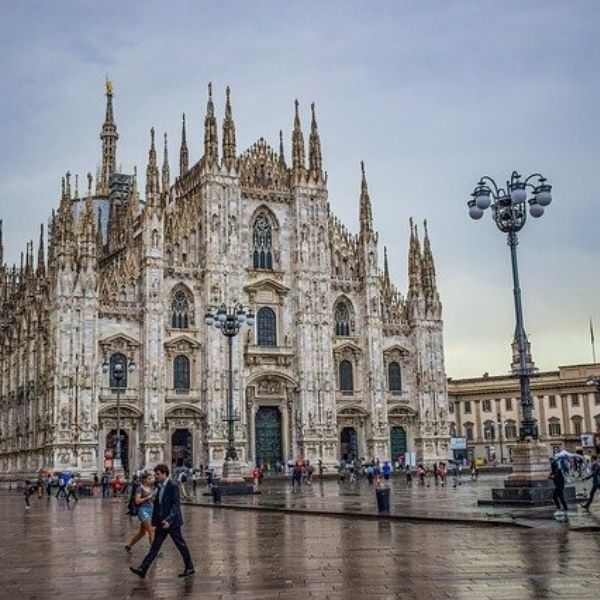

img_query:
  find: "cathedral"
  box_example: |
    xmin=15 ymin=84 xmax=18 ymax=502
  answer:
xmin=0 ymin=81 xmax=449 ymax=477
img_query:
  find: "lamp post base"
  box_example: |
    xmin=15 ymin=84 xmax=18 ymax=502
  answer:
xmin=217 ymin=459 xmax=256 ymax=495
xmin=479 ymin=441 xmax=575 ymax=506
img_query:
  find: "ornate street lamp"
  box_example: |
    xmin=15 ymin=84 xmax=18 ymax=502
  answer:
xmin=204 ymin=303 xmax=254 ymax=483
xmin=586 ymin=376 xmax=600 ymax=392
xmin=467 ymin=171 xmax=564 ymax=505
xmin=468 ymin=171 xmax=552 ymax=440
xmin=102 ymin=354 xmax=136 ymax=474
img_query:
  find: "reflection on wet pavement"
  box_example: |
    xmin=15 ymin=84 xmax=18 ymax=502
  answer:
xmin=1 ymin=490 xmax=599 ymax=599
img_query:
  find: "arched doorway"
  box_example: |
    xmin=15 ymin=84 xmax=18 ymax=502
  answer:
xmin=390 ymin=426 xmax=407 ymax=461
xmin=340 ymin=427 xmax=358 ymax=461
xmin=255 ymin=407 xmax=282 ymax=467
xmin=171 ymin=429 xmax=193 ymax=468
xmin=106 ymin=429 xmax=129 ymax=474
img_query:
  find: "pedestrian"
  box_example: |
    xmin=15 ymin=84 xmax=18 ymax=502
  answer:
xmin=417 ymin=464 xmax=426 ymax=486
xmin=433 ymin=463 xmax=439 ymax=486
xmin=205 ymin=466 xmax=214 ymax=489
xmin=36 ymin=473 xmax=44 ymax=499
xmin=93 ymin=473 xmax=99 ymax=495
xmin=366 ymin=465 xmax=374 ymax=485
xmin=127 ymin=475 xmax=140 ymax=516
xmin=125 ymin=472 xmax=156 ymax=553
xmin=382 ymin=461 xmax=392 ymax=481
xmin=129 ymin=464 xmax=194 ymax=579
xmin=318 ymin=458 xmax=324 ymax=479
xmin=192 ymin=469 xmax=202 ymax=495
xmin=291 ymin=460 xmax=303 ymax=491
xmin=55 ymin=473 xmax=68 ymax=499
xmin=549 ymin=459 xmax=568 ymax=516
xmin=24 ymin=480 xmax=36 ymax=509
xmin=66 ymin=476 xmax=79 ymax=503
xmin=305 ymin=460 xmax=314 ymax=484
xmin=177 ymin=469 xmax=188 ymax=499
xmin=438 ymin=462 xmax=447 ymax=487
xmin=470 ymin=460 xmax=479 ymax=481
xmin=45 ymin=473 xmax=53 ymax=498
xmin=405 ymin=466 xmax=413 ymax=487
xmin=580 ymin=454 xmax=600 ymax=511
xmin=252 ymin=465 xmax=261 ymax=490
xmin=101 ymin=470 xmax=110 ymax=498
xmin=112 ymin=475 xmax=123 ymax=497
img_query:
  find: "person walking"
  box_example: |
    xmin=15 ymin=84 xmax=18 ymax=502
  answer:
xmin=291 ymin=460 xmax=303 ymax=491
xmin=177 ymin=469 xmax=188 ymax=499
xmin=438 ymin=462 xmax=447 ymax=487
xmin=130 ymin=464 xmax=194 ymax=579
xmin=45 ymin=474 xmax=53 ymax=498
xmin=125 ymin=472 xmax=156 ymax=553
xmin=382 ymin=461 xmax=392 ymax=481
xmin=100 ymin=470 xmax=110 ymax=498
xmin=127 ymin=475 xmax=140 ymax=516
xmin=24 ymin=480 xmax=36 ymax=509
xmin=580 ymin=454 xmax=600 ymax=511
xmin=55 ymin=473 xmax=68 ymax=499
xmin=549 ymin=459 xmax=568 ymax=516
xmin=112 ymin=475 xmax=123 ymax=497
xmin=66 ymin=476 xmax=79 ymax=503
xmin=405 ymin=466 xmax=413 ymax=487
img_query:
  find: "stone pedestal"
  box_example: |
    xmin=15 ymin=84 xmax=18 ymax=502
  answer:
xmin=480 ymin=441 xmax=575 ymax=506
xmin=218 ymin=459 xmax=256 ymax=495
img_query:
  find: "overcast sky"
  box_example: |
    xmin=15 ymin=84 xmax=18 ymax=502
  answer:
xmin=1 ymin=1 xmax=599 ymax=378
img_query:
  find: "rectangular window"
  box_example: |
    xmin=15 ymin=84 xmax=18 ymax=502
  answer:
xmin=571 ymin=394 xmax=579 ymax=407
xmin=549 ymin=422 xmax=562 ymax=436
xmin=595 ymin=393 xmax=600 ymax=406
xmin=448 ymin=401 xmax=454 ymax=414
xmin=573 ymin=420 xmax=582 ymax=435
xmin=505 ymin=398 xmax=512 ymax=411
xmin=482 ymin=399 xmax=491 ymax=412
xmin=548 ymin=395 xmax=557 ymax=409
xmin=465 ymin=425 xmax=473 ymax=441
xmin=464 ymin=401 xmax=471 ymax=414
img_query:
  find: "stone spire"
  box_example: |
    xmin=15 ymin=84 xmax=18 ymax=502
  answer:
xmin=203 ymin=82 xmax=218 ymax=166
xmin=408 ymin=218 xmax=423 ymax=295
xmin=308 ymin=102 xmax=323 ymax=176
xmin=278 ymin=130 xmax=286 ymax=168
xmin=421 ymin=220 xmax=437 ymax=293
xmin=383 ymin=245 xmax=390 ymax=287
xmin=222 ymin=86 xmax=237 ymax=168
xmin=292 ymin=100 xmax=305 ymax=172
xmin=511 ymin=330 xmax=536 ymax=375
xmin=162 ymin=133 xmax=170 ymax=193
xmin=359 ymin=161 xmax=374 ymax=236
xmin=98 ymin=78 xmax=119 ymax=196
xmin=36 ymin=224 xmax=45 ymax=277
xmin=146 ymin=128 xmax=160 ymax=205
xmin=0 ymin=219 xmax=3 ymax=266
xmin=179 ymin=113 xmax=189 ymax=177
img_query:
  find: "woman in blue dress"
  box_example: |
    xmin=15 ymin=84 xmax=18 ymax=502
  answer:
xmin=125 ymin=472 xmax=156 ymax=553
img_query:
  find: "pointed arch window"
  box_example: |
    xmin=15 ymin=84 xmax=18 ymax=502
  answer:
xmin=109 ymin=353 xmax=128 ymax=389
xmin=172 ymin=291 xmax=190 ymax=329
xmin=339 ymin=360 xmax=353 ymax=392
xmin=174 ymin=355 xmax=190 ymax=390
xmin=253 ymin=215 xmax=273 ymax=269
xmin=334 ymin=301 xmax=351 ymax=337
xmin=388 ymin=361 xmax=402 ymax=392
xmin=257 ymin=307 xmax=277 ymax=347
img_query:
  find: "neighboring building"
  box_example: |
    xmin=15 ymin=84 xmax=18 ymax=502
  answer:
xmin=448 ymin=362 xmax=600 ymax=462
xmin=0 ymin=81 xmax=449 ymax=477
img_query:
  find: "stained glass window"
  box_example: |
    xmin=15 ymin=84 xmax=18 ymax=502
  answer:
xmin=388 ymin=362 xmax=402 ymax=392
xmin=172 ymin=291 xmax=189 ymax=329
xmin=253 ymin=216 xmax=273 ymax=269
xmin=339 ymin=360 xmax=353 ymax=392
xmin=174 ymin=355 xmax=190 ymax=390
xmin=334 ymin=302 xmax=351 ymax=336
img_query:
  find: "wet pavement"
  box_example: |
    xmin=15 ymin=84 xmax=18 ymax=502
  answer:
xmin=2 ymin=490 xmax=600 ymax=599
xmin=186 ymin=473 xmax=600 ymax=530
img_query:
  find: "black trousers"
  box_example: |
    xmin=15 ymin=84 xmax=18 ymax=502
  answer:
xmin=553 ymin=485 xmax=568 ymax=510
xmin=140 ymin=525 xmax=193 ymax=574
xmin=584 ymin=483 xmax=599 ymax=508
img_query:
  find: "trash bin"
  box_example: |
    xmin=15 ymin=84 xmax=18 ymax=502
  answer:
xmin=375 ymin=487 xmax=390 ymax=513
xmin=212 ymin=486 xmax=223 ymax=503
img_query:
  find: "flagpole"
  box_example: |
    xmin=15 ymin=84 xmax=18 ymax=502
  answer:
xmin=591 ymin=318 xmax=597 ymax=364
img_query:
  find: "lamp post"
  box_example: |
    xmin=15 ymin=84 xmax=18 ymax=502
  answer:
xmin=497 ymin=416 xmax=505 ymax=465
xmin=204 ymin=303 xmax=254 ymax=480
xmin=468 ymin=171 xmax=562 ymax=505
xmin=102 ymin=354 xmax=136 ymax=474
xmin=468 ymin=171 xmax=552 ymax=440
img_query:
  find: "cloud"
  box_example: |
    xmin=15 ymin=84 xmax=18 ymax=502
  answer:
xmin=1 ymin=1 xmax=599 ymax=378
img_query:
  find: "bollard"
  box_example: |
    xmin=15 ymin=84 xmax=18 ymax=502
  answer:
xmin=375 ymin=487 xmax=390 ymax=513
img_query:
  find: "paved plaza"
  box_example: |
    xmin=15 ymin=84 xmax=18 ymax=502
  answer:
xmin=2 ymin=480 xmax=600 ymax=600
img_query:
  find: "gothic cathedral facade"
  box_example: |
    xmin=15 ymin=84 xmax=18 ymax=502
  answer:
xmin=0 ymin=82 xmax=449 ymax=477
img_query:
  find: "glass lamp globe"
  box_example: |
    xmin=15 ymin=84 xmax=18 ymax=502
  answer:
xmin=236 ymin=308 xmax=246 ymax=323
xmin=510 ymin=184 xmax=527 ymax=204
xmin=468 ymin=201 xmax=483 ymax=220
xmin=204 ymin=312 xmax=214 ymax=326
xmin=475 ymin=188 xmax=491 ymax=210
xmin=536 ymin=184 xmax=552 ymax=206
xmin=529 ymin=203 xmax=544 ymax=218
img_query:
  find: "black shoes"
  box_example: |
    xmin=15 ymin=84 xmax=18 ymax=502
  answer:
xmin=178 ymin=568 xmax=195 ymax=578
xmin=129 ymin=566 xmax=146 ymax=579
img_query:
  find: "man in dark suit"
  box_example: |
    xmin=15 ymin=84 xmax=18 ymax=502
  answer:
xmin=130 ymin=464 xmax=195 ymax=579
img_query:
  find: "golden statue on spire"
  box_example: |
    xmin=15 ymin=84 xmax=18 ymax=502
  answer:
xmin=105 ymin=77 xmax=113 ymax=96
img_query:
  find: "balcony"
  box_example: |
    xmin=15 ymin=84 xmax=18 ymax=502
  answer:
xmin=245 ymin=344 xmax=294 ymax=368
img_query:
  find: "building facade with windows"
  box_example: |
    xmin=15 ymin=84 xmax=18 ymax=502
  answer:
xmin=0 ymin=82 xmax=449 ymax=477
xmin=448 ymin=362 xmax=600 ymax=462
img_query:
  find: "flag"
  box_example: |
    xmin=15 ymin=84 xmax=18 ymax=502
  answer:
xmin=591 ymin=318 xmax=596 ymax=346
